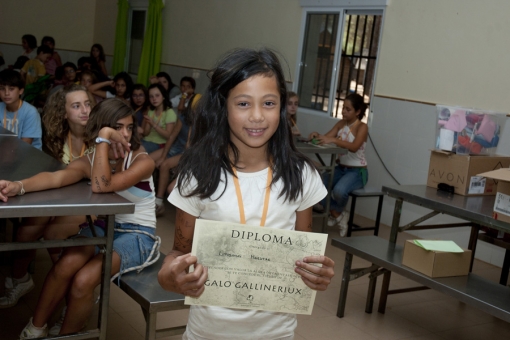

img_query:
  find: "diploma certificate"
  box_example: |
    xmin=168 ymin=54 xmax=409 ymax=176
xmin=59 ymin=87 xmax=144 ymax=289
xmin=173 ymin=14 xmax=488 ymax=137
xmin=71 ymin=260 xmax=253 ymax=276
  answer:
xmin=185 ymin=219 xmax=328 ymax=314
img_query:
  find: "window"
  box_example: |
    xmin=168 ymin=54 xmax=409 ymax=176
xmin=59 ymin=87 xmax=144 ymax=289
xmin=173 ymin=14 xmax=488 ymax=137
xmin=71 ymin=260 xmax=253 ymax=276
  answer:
xmin=126 ymin=8 xmax=147 ymax=74
xmin=297 ymin=7 xmax=384 ymax=118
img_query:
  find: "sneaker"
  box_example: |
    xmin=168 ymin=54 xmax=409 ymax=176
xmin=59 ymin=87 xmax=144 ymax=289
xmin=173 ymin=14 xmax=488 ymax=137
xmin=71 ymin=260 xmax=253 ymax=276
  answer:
xmin=156 ymin=203 xmax=165 ymax=217
xmin=48 ymin=307 xmax=66 ymax=336
xmin=5 ymin=276 xmax=13 ymax=290
xmin=327 ymin=215 xmax=337 ymax=227
xmin=339 ymin=211 xmax=350 ymax=237
xmin=48 ymin=306 xmax=87 ymax=336
xmin=19 ymin=317 xmax=48 ymax=339
xmin=0 ymin=275 xmax=34 ymax=308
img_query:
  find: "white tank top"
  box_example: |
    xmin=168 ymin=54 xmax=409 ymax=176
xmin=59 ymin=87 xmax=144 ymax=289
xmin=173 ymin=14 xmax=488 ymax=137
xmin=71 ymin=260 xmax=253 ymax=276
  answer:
xmin=337 ymin=123 xmax=367 ymax=167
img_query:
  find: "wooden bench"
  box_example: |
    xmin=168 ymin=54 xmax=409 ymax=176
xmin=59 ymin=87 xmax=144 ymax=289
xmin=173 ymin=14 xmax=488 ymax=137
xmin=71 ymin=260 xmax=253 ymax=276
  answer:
xmin=332 ymin=236 xmax=510 ymax=322
xmin=114 ymin=253 xmax=189 ymax=340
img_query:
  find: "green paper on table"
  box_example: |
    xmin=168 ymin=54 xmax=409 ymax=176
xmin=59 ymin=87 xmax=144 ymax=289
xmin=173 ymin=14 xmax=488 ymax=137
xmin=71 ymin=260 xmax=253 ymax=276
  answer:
xmin=413 ymin=240 xmax=464 ymax=253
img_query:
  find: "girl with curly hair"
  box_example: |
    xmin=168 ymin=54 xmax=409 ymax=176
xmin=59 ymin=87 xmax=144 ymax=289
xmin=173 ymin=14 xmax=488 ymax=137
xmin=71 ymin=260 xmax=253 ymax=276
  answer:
xmin=43 ymin=84 xmax=95 ymax=163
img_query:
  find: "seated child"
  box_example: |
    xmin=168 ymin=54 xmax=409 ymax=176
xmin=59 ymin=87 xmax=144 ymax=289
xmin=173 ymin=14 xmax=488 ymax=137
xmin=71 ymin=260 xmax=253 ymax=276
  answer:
xmin=141 ymin=84 xmax=176 ymax=154
xmin=20 ymin=45 xmax=52 ymax=85
xmin=21 ymin=34 xmax=37 ymax=60
xmin=152 ymin=98 xmax=196 ymax=215
xmin=287 ymin=91 xmax=300 ymax=136
xmin=0 ymin=69 xmax=42 ymax=149
xmin=88 ymin=71 xmax=133 ymax=103
xmin=309 ymin=93 xmax=369 ymax=236
xmin=169 ymin=76 xmax=201 ymax=112
xmin=130 ymin=84 xmax=149 ymax=136
xmin=41 ymin=36 xmax=62 ymax=77
xmin=149 ymin=72 xmax=180 ymax=99
xmin=62 ymin=62 xmax=79 ymax=85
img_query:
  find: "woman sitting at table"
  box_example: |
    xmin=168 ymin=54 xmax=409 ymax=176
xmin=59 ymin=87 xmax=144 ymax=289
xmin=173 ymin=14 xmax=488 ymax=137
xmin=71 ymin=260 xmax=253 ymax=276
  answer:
xmin=0 ymin=99 xmax=160 ymax=339
xmin=0 ymin=85 xmax=94 ymax=316
xmin=308 ymin=93 xmax=368 ymax=237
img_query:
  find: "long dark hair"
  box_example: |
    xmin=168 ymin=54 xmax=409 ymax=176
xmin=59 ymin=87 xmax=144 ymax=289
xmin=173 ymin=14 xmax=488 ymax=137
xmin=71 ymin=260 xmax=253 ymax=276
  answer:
xmin=177 ymin=48 xmax=314 ymax=201
xmin=22 ymin=34 xmax=37 ymax=50
xmin=156 ymin=71 xmax=177 ymax=94
xmin=113 ymin=72 xmax=134 ymax=99
xmin=90 ymin=43 xmax=106 ymax=62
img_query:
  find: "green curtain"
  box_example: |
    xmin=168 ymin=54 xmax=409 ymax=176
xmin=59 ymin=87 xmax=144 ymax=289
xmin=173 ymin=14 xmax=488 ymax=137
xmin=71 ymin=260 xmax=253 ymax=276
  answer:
xmin=137 ymin=0 xmax=165 ymax=86
xmin=111 ymin=0 xmax=130 ymax=75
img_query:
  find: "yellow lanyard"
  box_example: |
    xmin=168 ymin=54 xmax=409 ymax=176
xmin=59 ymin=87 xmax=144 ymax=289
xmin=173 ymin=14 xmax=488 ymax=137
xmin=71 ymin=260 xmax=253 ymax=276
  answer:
xmin=232 ymin=167 xmax=272 ymax=227
xmin=152 ymin=110 xmax=164 ymax=128
xmin=67 ymin=131 xmax=86 ymax=161
xmin=3 ymin=100 xmax=22 ymax=131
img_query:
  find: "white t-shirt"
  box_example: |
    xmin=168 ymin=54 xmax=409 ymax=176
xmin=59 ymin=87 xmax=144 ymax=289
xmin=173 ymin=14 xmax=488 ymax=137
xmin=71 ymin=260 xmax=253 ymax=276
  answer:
xmin=169 ymin=164 xmax=326 ymax=340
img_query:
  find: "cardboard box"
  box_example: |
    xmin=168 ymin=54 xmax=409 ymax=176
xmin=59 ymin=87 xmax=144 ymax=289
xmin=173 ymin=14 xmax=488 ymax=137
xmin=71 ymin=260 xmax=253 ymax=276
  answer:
xmin=477 ymin=168 xmax=510 ymax=223
xmin=402 ymin=240 xmax=471 ymax=278
xmin=427 ymin=150 xmax=510 ymax=196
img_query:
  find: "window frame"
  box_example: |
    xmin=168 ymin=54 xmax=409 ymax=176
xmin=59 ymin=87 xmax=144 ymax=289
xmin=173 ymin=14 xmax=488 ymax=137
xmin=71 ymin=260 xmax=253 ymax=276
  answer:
xmin=126 ymin=3 xmax=148 ymax=75
xmin=294 ymin=4 xmax=387 ymax=118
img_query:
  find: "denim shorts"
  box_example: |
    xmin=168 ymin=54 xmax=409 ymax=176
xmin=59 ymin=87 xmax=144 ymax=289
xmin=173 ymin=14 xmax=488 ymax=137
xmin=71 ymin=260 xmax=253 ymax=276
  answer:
xmin=77 ymin=222 xmax=157 ymax=275
xmin=141 ymin=140 xmax=164 ymax=154
xmin=167 ymin=143 xmax=185 ymax=158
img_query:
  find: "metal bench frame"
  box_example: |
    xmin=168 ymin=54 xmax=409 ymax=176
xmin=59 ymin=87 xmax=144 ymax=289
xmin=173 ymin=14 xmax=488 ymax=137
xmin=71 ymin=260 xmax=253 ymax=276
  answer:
xmin=333 ymin=236 xmax=510 ymax=322
xmin=114 ymin=253 xmax=188 ymax=340
xmin=347 ymin=188 xmax=384 ymax=237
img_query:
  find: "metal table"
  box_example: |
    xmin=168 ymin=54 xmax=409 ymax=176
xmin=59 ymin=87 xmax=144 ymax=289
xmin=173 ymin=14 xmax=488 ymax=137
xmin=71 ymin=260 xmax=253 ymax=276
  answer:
xmin=0 ymin=135 xmax=134 ymax=340
xmin=295 ymin=139 xmax=347 ymax=232
xmin=333 ymin=185 xmax=510 ymax=321
xmin=382 ymin=185 xmax=507 ymax=243
xmin=0 ymin=126 xmax=17 ymax=136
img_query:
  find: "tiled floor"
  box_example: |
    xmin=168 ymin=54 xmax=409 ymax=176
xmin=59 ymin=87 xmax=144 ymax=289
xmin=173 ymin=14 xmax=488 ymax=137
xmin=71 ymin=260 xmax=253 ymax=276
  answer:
xmin=2 ymin=204 xmax=510 ymax=339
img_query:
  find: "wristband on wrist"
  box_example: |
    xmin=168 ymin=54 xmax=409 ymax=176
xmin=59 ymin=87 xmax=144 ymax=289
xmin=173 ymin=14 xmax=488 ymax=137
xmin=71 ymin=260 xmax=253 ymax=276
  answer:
xmin=95 ymin=137 xmax=111 ymax=145
xmin=15 ymin=181 xmax=25 ymax=196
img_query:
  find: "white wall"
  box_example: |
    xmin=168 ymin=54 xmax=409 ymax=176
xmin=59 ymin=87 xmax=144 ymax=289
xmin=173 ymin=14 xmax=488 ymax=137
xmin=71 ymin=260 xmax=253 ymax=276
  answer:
xmin=0 ymin=1 xmax=99 ymax=57
xmin=161 ymin=0 xmax=302 ymax=77
xmin=376 ymin=0 xmax=510 ymax=111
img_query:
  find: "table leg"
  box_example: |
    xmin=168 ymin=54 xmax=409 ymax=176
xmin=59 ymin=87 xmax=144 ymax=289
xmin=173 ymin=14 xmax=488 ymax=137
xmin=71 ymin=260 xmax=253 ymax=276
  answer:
xmin=322 ymin=154 xmax=336 ymax=232
xmin=337 ymin=252 xmax=353 ymax=317
xmin=378 ymin=270 xmax=392 ymax=314
xmin=389 ymin=198 xmax=403 ymax=244
xmin=468 ymin=224 xmax=479 ymax=272
xmin=98 ymin=215 xmax=115 ymax=340
xmin=142 ymin=308 xmax=157 ymax=340
xmin=500 ymin=250 xmax=510 ymax=286
xmin=365 ymin=270 xmax=378 ymax=313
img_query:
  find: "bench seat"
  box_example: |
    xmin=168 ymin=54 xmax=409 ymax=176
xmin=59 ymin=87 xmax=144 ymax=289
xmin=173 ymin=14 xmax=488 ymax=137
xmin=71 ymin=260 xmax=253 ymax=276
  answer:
xmin=114 ymin=252 xmax=189 ymax=340
xmin=332 ymin=236 xmax=510 ymax=323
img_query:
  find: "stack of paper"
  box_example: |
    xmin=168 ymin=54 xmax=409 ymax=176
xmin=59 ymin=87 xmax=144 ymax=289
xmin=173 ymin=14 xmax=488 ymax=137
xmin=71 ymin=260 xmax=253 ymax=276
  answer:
xmin=413 ymin=240 xmax=464 ymax=253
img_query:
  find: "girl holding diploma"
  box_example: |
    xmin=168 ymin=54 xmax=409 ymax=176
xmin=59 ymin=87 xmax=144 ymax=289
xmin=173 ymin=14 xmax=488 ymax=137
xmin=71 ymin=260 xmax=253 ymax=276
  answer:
xmin=158 ymin=48 xmax=335 ymax=340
